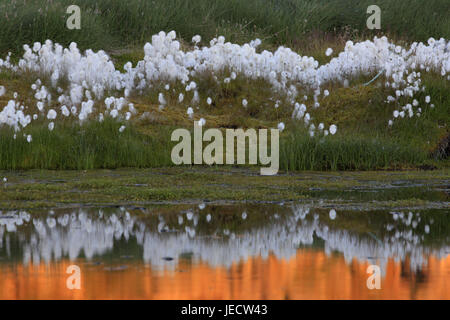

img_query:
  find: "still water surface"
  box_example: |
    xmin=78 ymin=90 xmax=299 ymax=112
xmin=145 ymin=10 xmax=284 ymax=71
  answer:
xmin=0 ymin=204 xmax=449 ymax=299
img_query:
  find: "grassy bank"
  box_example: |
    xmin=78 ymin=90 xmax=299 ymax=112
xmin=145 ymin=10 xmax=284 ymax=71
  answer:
xmin=0 ymin=1 xmax=449 ymax=171
xmin=0 ymin=67 xmax=448 ymax=171
xmin=0 ymin=0 xmax=449 ymax=55
xmin=0 ymin=119 xmax=437 ymax=171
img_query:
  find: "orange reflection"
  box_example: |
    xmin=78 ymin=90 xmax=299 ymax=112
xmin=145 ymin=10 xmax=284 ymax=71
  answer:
xmin=0 ymin=249 xmax=448 ymax=300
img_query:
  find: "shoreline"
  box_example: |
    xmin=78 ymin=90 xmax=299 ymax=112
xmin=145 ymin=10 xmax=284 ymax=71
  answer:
xmin=1 ymin=166 xmax=448 ymax=210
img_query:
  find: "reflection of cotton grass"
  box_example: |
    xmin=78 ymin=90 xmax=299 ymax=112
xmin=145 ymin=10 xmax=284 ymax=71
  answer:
xmin=329 ymin=209 xmax=337 ymax=220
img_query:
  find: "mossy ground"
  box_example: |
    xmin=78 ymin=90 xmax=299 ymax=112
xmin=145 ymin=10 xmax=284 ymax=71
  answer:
xmin=0 ymin=167 xmax=448 ymax=210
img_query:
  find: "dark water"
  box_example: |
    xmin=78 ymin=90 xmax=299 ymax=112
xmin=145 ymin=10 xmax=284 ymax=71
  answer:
xmin=0 ymin=204 xmax=449 ymax=299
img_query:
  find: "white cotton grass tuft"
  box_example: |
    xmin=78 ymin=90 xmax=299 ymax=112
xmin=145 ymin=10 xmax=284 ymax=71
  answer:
xmin=158 ymin=93 xmax=166 ymax=105
xmin=277 ymin=122 xmax=285 ymax=132
xmin=187 ymin=107 xmax=194 ymax=118
xmin=47 ymin=109 xmax=57 ymax=120
xmin=192 ymin=35 xmax=201 ymax=44
xmin=192 ymin=91 xmax=200 ymax=104
xmin=329 ymin=124 xmax=337 ymax=135
xmin=325 ymin=48 xmax=333 ymax=56
xmin=110 ymin=109 xmax=118 ymax=118
xmin=37 ymin=101 xmax=44 ymax=111
xmin=48 ymin=122 xmax=54 ymax=131
xmin=198 ymin=118 xmax=206 ymax=126
xmin=0 ymin=86 xmax=6 ymax=96
xmin=206 ymin=97 xmax=212 ymax=105
xmin=61 ymin=105 xmax=70 ymax=117
xmin=242 ymin=99 xmax=248 ymax=107
xmin=119 ymin=125 xmax=126 ymax=133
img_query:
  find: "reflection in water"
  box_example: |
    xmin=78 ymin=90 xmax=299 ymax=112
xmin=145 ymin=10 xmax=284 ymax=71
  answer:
xmin=0 ymin=204 xmax=449 ymax=299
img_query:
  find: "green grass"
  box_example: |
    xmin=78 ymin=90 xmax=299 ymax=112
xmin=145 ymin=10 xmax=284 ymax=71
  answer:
xmin=0 ymin=0 xmax=449 ymax=55
xmin=0 ymin=118 xmax=444 ymax=171
xmin=280 ymin=128 xmax=428 ymax=171
xmin=0 ymin=118 xmax=173 ymax=169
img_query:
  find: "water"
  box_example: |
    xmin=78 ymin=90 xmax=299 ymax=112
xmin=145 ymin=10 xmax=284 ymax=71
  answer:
xmin=0 ymin=203 xmax=448 ymax=299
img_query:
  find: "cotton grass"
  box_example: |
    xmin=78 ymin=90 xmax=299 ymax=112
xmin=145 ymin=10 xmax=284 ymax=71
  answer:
xmin=0 ymin=31 xmax=448 ymax=143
